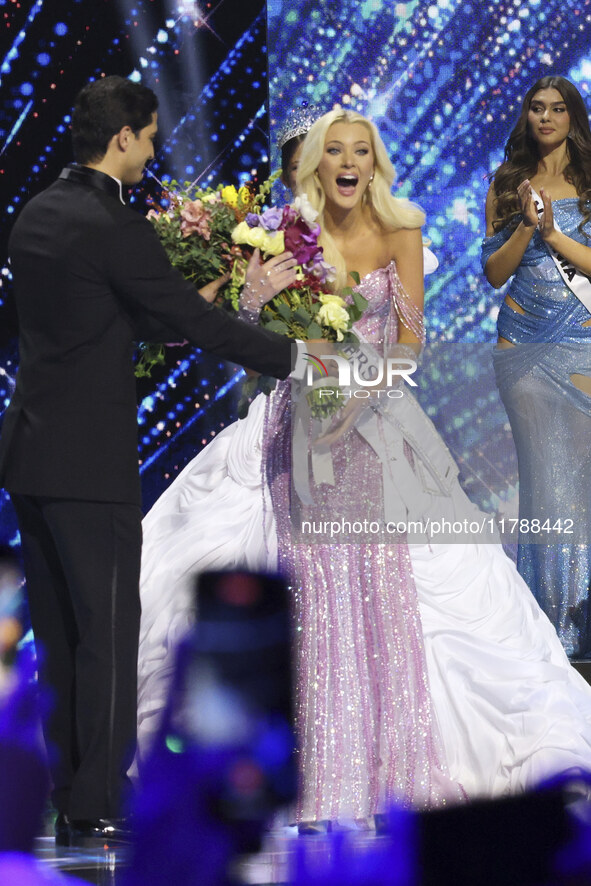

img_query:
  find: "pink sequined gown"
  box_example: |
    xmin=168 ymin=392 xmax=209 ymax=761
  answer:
xmin=263 ymin=264 xmax=463 ymax=819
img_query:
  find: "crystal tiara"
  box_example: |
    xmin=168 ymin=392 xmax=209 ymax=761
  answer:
xmin=276 ymin=103 xmax=324 ymax=149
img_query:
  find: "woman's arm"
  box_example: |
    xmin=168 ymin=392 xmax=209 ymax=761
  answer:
xmin=483 ymin=181 xmax=537 ymax=289
xmin=389 ymin=226 xmax=425 ymax=348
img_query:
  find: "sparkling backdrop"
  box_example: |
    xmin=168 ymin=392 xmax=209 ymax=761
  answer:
xmin=268 ymin=0 xmax=591 ymax=341
xmin=268 ymin=0 xmax=591 ymax=521
xmin=0 ymin=0 xmax=268 ymax=547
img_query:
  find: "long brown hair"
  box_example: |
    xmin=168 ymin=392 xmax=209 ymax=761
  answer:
xmin=491 ymin=76 xmax=591 ymax=233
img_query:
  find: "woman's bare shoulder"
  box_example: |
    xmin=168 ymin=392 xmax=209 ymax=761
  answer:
xmin=384 ymin=225 xmax=422 ymax=259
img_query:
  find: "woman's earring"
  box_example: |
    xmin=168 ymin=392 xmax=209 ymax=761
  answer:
xmin=363 ymin=176 xmax=374 ymax=204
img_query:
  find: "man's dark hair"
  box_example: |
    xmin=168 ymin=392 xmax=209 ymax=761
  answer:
xmin=72 ymin=75 xmax=158 ymax=164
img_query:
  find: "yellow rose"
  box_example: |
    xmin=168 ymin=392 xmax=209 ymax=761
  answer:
xmin=244 ymin=226 xmax=269 ymax=250
xmin=317 ymin=294 xmax=350 ymax=341
xmin=232 ymin=223 xmax=285 ymax=256
xmin=262 ymin=230 xmax=285 ymax=256
xmin=319 ymin=294 xmax=347 ymax=307
xmin=221 ymin=185 xmax=239 ymax=207
xmin=231 ymin=220 xmax=257 ymax=245
xmin=238 ymin=185 xmax=251 ymax=205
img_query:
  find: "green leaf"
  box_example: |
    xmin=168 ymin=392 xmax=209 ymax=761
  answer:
xmin=265 ymin=318 xmax=290 ymax=334
xmin=258 ymin=376 xmax=277 ymax=395
xmin=276 ymin=302 xmax=292 ymax=321
xmin=349 ymin=270 xmax=361 ymax=286
xmin=352 ymin=290 xmax=368 ymax=311
xmin=237 ymin=397 xmax=250 ymax=420
xmin=134 ymin=343 xmax=165 ymax=378
xmin=293 ymin=307 xmax=311 ymax=325
xmin=307 ymin=321 xmax=323 ymax=338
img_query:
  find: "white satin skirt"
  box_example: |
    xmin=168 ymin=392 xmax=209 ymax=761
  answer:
xmin=136 ymin=393 xmax=591 ymax=797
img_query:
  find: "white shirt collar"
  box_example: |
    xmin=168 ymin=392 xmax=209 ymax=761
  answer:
xmin=106 ymin=173 xmax=125 ymax=205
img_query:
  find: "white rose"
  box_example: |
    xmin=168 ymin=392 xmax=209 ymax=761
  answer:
xmin=293 ymin=194 xmax=319 ymax=226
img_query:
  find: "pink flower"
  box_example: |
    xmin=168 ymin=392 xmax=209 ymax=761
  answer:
xmin=281 ymin=204 xmax=298 ymax=227
xmin=179 ymin=199 xmax=211 ymax=241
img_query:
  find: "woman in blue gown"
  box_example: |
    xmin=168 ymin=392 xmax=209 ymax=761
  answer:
xmin=483 ymin=76 xmax=591 ymax=657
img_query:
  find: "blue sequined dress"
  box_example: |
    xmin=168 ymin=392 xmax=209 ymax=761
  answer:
xmin=483 ymin=198 xmax=591 ymax=656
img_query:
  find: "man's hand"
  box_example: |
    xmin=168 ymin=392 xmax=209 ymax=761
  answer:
xmin=199 ymin=272 xmax=231 ymax=304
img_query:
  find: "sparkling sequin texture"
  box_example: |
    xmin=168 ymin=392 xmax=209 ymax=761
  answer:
xmin=263 ymin=265 xmax=464 ymax=820
xmin=484 ymin=200 xmax=591 ymax=656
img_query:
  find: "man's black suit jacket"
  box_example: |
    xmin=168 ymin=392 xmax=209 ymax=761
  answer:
xmin=0 ymin=165 xmax=292 ymax=506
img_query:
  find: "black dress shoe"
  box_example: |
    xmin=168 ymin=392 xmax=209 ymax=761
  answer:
xmin=54 ymin=812 xmax=70 ymax=847
xmin=69 ymin=817 xmax=133 ymax=848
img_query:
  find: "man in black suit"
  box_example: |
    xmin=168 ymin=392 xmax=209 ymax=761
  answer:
xmin=0 ymin=76 xmax=299 ymax=846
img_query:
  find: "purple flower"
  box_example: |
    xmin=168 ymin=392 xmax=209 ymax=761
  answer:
xmin=259 ymin=206 xmax=283 ymax=231
xmin=311 ymin=254 xmax=336 ymax=283
xmin=283 ymin=218 xmax=322 ymax=267
xmin=245 ymin=213 xmax=261 ymax=228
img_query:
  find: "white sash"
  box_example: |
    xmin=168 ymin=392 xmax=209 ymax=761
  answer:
xmin=531 ymin=187 xmax=591 ymax=314
xmin=292 ymin=333 xmax=461 ymax=537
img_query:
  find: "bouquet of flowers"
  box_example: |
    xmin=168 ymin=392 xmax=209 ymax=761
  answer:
xmin=139 ymin=176 xmax=367 ymax=417
xmin=135 ymin=179 xmax=264 ymax=377
xmin=224 ymin=193 xmax=367 ymax=415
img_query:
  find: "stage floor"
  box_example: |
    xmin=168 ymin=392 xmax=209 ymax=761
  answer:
xmin=34 ymin=826 xmax=383 ymax=885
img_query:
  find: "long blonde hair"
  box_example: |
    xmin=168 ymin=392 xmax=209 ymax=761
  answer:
xmin=296 ymin=108 xmax=425 ymax=290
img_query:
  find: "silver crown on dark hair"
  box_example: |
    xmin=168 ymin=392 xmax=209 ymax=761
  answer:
xmin=276 ymin=103 xmax=323 ymax=149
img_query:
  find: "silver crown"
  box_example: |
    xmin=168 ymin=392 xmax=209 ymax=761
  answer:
xmin=276 ymin=103 xmax=323 ymax=149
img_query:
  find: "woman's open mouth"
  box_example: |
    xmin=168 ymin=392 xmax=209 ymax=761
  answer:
xmin=336 ymin=175 xmax=358 ymax=196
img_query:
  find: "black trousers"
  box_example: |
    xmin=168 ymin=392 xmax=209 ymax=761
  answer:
xmin=11 ymin=494 xmax=142 ymax=819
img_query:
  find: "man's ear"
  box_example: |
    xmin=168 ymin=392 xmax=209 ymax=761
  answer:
xmin=114 ymin=126 xmax=134 ymax=153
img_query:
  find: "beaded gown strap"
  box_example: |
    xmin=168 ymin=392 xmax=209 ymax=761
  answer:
xmin=387 ymin=262 xmax=425 ymax=344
